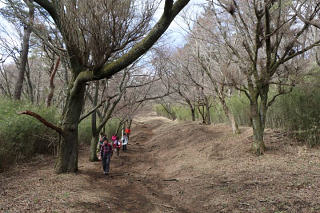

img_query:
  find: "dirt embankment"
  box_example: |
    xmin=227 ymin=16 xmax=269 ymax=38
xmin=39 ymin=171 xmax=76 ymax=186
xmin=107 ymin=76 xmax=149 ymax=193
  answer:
xmin=1 ymin=112 xmax=320 ymax=212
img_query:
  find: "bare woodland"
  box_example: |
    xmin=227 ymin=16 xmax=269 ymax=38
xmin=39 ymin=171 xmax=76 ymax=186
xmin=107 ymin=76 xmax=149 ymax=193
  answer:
xmin=1 ymin=0 xmax=191 ymax=173
xmin=1 ymin=1 xmax=320 ymax=212
xmin=0 ymin=0 xmax=320 ymax=174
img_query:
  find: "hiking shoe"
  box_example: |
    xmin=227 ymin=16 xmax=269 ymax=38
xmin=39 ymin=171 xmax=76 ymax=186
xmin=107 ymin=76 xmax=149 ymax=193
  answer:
xmin=104 ymin=172 xmax=109 ymax=175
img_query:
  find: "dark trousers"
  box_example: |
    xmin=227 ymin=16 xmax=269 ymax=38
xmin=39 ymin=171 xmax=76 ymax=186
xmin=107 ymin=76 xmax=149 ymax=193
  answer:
xmin=115 ymin=147 xmax=120 ymax=156
xmin=102 ymin=154 xmax=111 ymax=173
xmin=122 ymin=144 xmax=127 ymax=151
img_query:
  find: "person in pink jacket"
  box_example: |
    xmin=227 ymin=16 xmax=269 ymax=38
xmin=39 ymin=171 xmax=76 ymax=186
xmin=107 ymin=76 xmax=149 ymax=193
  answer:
xmin=112 ymin=135 xmax=121 ymax=156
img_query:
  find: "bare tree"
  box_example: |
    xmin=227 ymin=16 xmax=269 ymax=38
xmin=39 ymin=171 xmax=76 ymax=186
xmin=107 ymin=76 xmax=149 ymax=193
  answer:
xmin=203 ymin=0 xmax=320 ymax=154
xmin=18 ymin=0 xmax=191 ymax=173
xmin=187 ymin=23 xmax=240 ymax=133
xmin=169 ymin=45 xmax=214 ymax=124
xmin=12 ymin=0 xmax=34 ymax=100
xmin=81 ymin=71 xmax=128 ymax=162
xmin=153 ymin=47 xmax=199 ymax=121
xmin=0 ymin=63 xmax=14 ymax=97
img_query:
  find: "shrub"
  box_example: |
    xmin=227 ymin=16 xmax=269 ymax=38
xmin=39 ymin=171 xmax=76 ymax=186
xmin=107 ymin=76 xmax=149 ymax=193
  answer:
xmin=0 ymin=98 xmax=59 ymax=171
xmin=104 ymin=118 xmax=122 ymax=139
xmin=78 ymin=117 xmax=122 ymax=144
xmin=266 ymin=85 xmax=320 ymax=147
xmin=78 ymin=117 xmax=92 ymax=145
xmin=227 ymin=94 xmax=251 ymax=126
xmin=153 ymin=83 xmax=320 ymax=147
xmin=153 ymin=104 xmax=177 ymax=120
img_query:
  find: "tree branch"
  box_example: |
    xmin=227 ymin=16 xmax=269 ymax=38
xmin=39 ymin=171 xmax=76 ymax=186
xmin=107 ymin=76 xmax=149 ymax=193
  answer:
xmin=267 ymin=86 xmax=294 ymax=107
xmin=33 ymin=0 xmax=59 ymax=23
xmin=132 ymin=90 xmax=172 ymax=104
xmin=293 ymin=2 xmax=320 ymax=29
xmin=126 ymin=78 xmax=160 ymax=88
xmin=18 ymin=110 xmax=63 ymax=134
xmin=79 ymin=99 xmax=107 ymax=122
xmin=70 ymin=0 xmax=190 ymax=94
xmin=79 ymin=91 xmax=119 ymax=123
xmin=47 ymin=56 xmax=60 ymax=107
xmin=277 ymin=40 xmax=320 ymax=67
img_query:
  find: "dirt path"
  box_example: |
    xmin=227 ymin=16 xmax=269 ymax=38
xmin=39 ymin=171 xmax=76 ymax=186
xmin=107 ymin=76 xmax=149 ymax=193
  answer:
xmin=0 ymin=115 xmax=188 ymax=213
xmin=1 ymin=113 xmax=320 ymax=212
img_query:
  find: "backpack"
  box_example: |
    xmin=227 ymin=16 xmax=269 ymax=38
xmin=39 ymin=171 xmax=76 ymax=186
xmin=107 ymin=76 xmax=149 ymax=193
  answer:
xmin=115 ymin=140 xmax=121 ymax=148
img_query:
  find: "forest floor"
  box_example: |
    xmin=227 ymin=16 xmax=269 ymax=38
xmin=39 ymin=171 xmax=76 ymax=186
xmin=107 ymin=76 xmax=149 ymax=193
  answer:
xmin=1 ymin=111 xmax=320 ymax=213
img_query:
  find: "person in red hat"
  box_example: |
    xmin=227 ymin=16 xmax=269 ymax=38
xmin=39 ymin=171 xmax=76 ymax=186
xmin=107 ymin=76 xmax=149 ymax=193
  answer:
xmin=125 ymin=128 xmax=131 ymax=134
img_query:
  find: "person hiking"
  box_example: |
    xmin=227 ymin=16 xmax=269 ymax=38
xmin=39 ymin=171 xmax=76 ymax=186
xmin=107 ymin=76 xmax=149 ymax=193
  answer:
xmin=100 ymin=138 xmax=113 ymax=175
xmin=125 ymin=128 xmax=131 ymax=138
xmin=112 ymin=135 xmax=121 ymax=156
xmin=121 ymin=132 xmax=128 ymax=151
xmin=96 ymin=133 xmax=106 ymax=160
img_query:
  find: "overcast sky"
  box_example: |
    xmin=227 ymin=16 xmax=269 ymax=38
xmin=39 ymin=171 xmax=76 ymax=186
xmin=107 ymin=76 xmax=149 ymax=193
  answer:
xmin=154 ymin=0 xmax=207 ymax=47
xmin=0 ymin=0 xmax=207 ymax=64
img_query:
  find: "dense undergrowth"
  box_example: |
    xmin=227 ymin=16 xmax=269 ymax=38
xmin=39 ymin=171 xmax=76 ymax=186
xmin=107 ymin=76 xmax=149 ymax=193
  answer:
xmin=0 ymin=99 xmax=58 ymax=171
xmin=155 ymin=83 xmax=320 ymax=147
xmin=0 ymin=98 xmax=121 ymax=171
xmin=79 ymin=117 xmax=122 ymax=145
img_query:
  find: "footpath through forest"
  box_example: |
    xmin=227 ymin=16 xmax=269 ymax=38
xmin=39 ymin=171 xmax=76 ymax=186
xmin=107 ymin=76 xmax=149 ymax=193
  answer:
xmin=1 ymin=112 xmax=320 ymax=212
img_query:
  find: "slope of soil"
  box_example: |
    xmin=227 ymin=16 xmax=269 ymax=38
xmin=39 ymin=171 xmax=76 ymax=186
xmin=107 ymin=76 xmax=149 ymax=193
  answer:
xmin=1 ymin=112 xmax=320 ymax=212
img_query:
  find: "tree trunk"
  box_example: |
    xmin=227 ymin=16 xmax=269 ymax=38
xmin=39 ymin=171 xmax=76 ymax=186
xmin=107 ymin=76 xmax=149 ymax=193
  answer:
xmin=250 ymin=98 xmax=267 ymax=155
xmin=0 ymin=69 xmax=12 ymax=98
xmin=220 ymin=98 xmax=240 ymax=134
xmin=251 ymin=113 xmax=265 ymax=155
xmin=55 ymin=83 xmax=86 ymax=173
xmin=190 ymin=106 xmax=195 ymax=121
xmin=89 ymin=134 xmax=99 ymax=162
xmin=205 ymin=97 xmax=211 ymax=125
xmin=161 ymin=103 xmax=176 ymax=121
xmin=198 ymin=105 xmax=206 ymax=124
xmin=36 ymin=68 xmax=42 ymax=104
xmin=228 ymin=112 xmax=240 ymax=134
xmin=25 ymin=61 xmax=34 ymax=103
xmin=185 ymin=99 xmax=195 ymax=121
xmin=198 ymin=98 xmax=210 ymax=125
xmin=47 ymin=56 xmax=60 ymax=107
xmin=183 ymin=96 xmax=195 ymax=121
xmin=89 ymin=81 xmax=99 ymax=162
xmin=13 ymin=2 xmax=34 ymax=100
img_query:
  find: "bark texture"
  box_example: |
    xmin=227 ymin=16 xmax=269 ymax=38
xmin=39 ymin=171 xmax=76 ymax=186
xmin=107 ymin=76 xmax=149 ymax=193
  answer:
xmin=14 ymin=1 xmax=34 ymax=100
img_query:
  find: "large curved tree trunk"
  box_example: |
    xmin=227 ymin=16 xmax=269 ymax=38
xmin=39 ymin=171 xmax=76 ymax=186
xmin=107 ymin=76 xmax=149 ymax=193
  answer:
xmin=55 ymin=83 xmax=86 ymax=173
xmin=55 ymin=130 xmax=79 ymax=173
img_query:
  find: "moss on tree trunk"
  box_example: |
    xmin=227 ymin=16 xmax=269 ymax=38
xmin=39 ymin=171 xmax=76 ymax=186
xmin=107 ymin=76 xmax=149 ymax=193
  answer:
xmin=55 ymin=83 xmax=86 ymax=173
xmin=250 ymin=99 xmax=267 ymax=155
